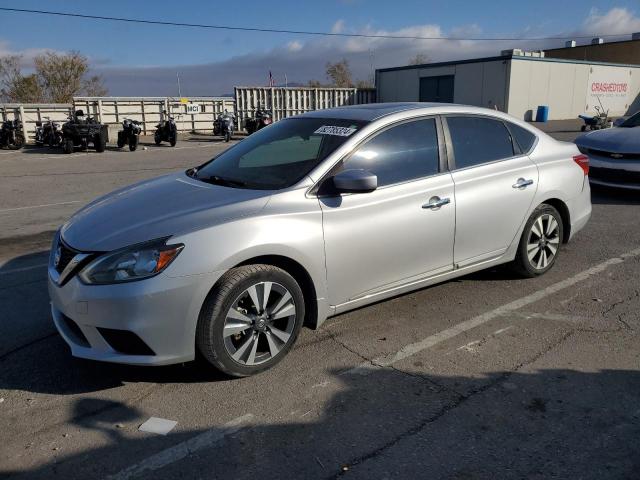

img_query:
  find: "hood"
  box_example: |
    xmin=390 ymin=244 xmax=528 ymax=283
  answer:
xmin=61 ymin=172 xmax=271 ymax=251
xmin=575 ymin=127 xmax=640 ymax=154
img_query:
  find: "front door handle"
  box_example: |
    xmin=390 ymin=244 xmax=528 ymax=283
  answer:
xmin=422 ymin=196 xmax=450 ymax=210
xmin=512 ymin=178 xmax=534 ymax=189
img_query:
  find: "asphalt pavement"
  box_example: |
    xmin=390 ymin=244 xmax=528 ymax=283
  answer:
xmin=1 ymin=128 xmax=639 ymax=479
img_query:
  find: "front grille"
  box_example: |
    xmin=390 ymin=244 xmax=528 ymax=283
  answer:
xmin=55 ymin=240 xmax=78 ymax=274
xmin=590 ymin=167 xmax=640 ymax=184
xmin=588 ymin=149 xmax=640 ymax=160
xmin=97 ymin=328 xmax=156 ymax=356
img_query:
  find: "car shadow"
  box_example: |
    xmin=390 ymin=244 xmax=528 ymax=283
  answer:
xmin=591 ymin=185 xmax=640 ymax=205
xmin=3 ymin=367 xmax=640 ymax=479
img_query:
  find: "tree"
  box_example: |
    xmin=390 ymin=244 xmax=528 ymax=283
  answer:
xmin=355 ymin=79 xmax=373 ymax=89
xmin=0 ymin=51 xmax=108 ymax=103
xmin=408 ymin=53 xmax=430 ymax=65
xmin=11 ymin=74 xmax=43 ymax=103
xmin=83 ymin=75 xmax=108 ymax=97
xmin=326 ymin=59 xmax=353 ymax=87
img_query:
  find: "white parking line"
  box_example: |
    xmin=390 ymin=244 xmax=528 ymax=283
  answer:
xmin=106 ymin=414 xmax=254 ymax=480
xmin=345 ymin=246 xmax=640 ymax=375
xmin=0 ymin=200 xmax=81 ymax=214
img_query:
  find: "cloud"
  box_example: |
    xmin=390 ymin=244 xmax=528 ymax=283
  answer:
xmin=331 ymin=19 xmax=346 ymax=34
xmin=286 ymin=40 xmax=303 ymax=52
xmin=581 ymin=7 xmax=640 ymax=36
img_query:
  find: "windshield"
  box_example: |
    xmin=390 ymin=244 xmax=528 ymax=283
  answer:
xmin=193 ymin=117 xmax=368 ymax=189
xmin=620 ymin=112 xmax=640 ymax=128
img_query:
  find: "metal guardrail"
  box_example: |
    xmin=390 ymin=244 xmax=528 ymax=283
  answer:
xmin=2 ymin=88 xmax=376 ymax=142
xmin=234 ymin=87 xmax=376 ymax=128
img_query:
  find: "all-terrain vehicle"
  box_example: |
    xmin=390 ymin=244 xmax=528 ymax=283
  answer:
xmin=117 ymin=118 xmax=142 ymax=151
xmin=61 ymin=110 xmax=108 ymax=154
xmin=154 ymin=111 xmax=177 ymax=146
xmin=0 ymin=119 xmax=25 ymax=149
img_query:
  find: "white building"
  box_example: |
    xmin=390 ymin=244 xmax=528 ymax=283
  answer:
xmin=376 ymin=52 xmax=640 ymax=121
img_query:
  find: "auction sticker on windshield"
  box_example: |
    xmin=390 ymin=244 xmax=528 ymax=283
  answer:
xmin=314 ymin=125 xmax=357 ymax=136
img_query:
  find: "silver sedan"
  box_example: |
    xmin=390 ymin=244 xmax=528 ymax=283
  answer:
xmin=576 ymin=112 xmax=640 ymax=190
xmin=48 ymin=103 xmax=591 ymax=377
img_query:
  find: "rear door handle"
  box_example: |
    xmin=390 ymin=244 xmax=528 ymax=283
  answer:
xmin=512 ymin=178 xmax=534 ymax=189
xmin=422 ymin=196 xmax=450 ymax=209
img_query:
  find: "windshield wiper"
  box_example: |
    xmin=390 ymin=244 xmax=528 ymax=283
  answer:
xmin=199 ymin=175 xmax=247 ymax=188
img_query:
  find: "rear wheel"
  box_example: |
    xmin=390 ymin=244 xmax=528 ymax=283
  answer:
xmin=129 ymin=135 xmax=139 ymax=151
xmin=196 ymin=265 xmax=305 ymax=377
xmin=62 ymin=138 xmax=74 ymax=154
xmin=512 ymin=204 xmax=563 ymax=277
xmin=94 ymin=133 xmax=106 ymax=152
xmin=9 ymin=133 xmax=24 ymax=150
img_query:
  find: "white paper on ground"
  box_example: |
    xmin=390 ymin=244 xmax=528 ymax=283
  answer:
xmin=138 ymin=417 xmax=178 ymax=436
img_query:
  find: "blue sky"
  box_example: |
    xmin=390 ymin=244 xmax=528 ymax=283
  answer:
xmin=1 ymin=1 xmax=639 ymax=95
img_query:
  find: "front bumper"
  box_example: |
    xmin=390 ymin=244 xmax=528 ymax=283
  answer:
xmin=48 ymin=266 xmax=222 ymax=366
xmin=588 ymin=155 xmax=640 ymax=191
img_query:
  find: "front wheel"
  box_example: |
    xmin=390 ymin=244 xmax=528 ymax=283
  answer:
xmin=196 ymin=265 xmax=305 ymax=377
xmin=224 ymin=131 xmax=231 ymax=142
xmin=154 ymin=131 xmax=162 ymax=145
xmin=580 ymin=125 xmax=587 ymax=132
xmin=62 ymin=138 xmax=74 ymax=154
xmin=169 ymin=132 xmax=177 ymax=147
xmin=511 ymin=204 xmax=563 ymax=278
xmin=9 ymin=134 xmax=24 ymax=150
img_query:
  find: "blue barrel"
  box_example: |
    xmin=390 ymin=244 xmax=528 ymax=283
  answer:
xmin=536 ymin=105 xmax=549 ymax=122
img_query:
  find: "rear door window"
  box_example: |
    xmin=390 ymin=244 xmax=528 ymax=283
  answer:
xmin=446 ymin=116 xmax=515 ymax=169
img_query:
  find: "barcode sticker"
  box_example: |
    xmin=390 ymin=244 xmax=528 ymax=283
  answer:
xmin=314 ymin=126 xmax=357 ymax=136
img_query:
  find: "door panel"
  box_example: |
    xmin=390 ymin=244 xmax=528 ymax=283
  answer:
xmin=320 ymin=174 xmax=456 ymax=305
xmin=419 ymin=75 xmax=455 ymax=103
xmin=451 ymin=157 xmax=538 ymax=266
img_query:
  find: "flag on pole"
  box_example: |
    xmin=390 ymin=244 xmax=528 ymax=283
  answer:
xmin=268 ymin=70 xmax=275 ymax=87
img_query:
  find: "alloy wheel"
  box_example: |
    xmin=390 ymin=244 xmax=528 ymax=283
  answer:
xmin=526 ymin=213 xmax=560 ymax=269
xmin=223 ymin=281 xmax=297 ymax=366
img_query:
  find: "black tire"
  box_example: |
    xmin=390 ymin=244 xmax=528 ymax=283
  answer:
xmin=129 ymin=135 xmax=138 ymax=151
xmin=117 ymin=134 xmax=125 ymax=149
xmin=169 ymin=133 xmax=177 ymax=147
xmin=50 ymin=133 xmax=61 ymax=148
xmin=94 ymin=134 xmax=106 ymax=152
xmin=8 ymin=134 xmax=24 ymax=150
xmin=224 ymin=131 xmax=231 ymax=142
xmin=511 ymin=204 xmax=563 ymax=278
xmin=154 ymin=131 xmax=162 ymax=145
xmin=196 ymin=264 xmax=305 ymax=377
xmin=62 ymin=138 xmax=74 ymax=154
xmin=580 ymin=125 xmax=587 ymax=132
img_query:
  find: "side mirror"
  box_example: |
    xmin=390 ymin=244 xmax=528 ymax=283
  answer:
xmin=332 ymin=169 xmax=377 ymax=193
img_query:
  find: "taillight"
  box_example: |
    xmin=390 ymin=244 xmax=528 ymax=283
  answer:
xmin=573 ymin=154 xmax=589 ymax=175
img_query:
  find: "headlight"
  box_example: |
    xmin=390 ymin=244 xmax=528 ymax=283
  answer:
xmin=79 ymin=239 xmax=183 ymax=285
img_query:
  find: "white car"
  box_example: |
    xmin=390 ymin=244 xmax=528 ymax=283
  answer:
xmin=49 ymin=103 xmax=592 ymax=376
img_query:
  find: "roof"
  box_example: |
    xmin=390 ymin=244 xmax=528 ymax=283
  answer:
xmin=300 ymin=102 xmax=448 ymax=121
xmin=377 ymin=53 xmax=640 ymax=74
xmin=545 ymin=37 xmax=640 ymax=52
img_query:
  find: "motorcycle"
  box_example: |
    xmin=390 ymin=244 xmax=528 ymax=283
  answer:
xmin=154 ymin=111 xmax=177 ymax=146
xmin=35 ymin=117 xmax=62 ymax=147
xmin=117 ymin=118 xmax=142 ymax=151
xmin=0 ymin=119 xmax=25 ymax=150
xmin=213 ymin=110 xmax=235 ymax=142
xmin=244 ymin=105 xmax=272 ymax=135
xmin=61 ymin=110 xmax=108 ymax=154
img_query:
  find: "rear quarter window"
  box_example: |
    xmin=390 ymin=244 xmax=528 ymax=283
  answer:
xmin=507 ymin=122 xmax=537 ymax=154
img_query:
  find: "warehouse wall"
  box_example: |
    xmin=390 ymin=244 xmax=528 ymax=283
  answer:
xmin=507 ymin=58 xmax=640 ymax=120
xmin=376 ymin=60 xmax=509 ymax=111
